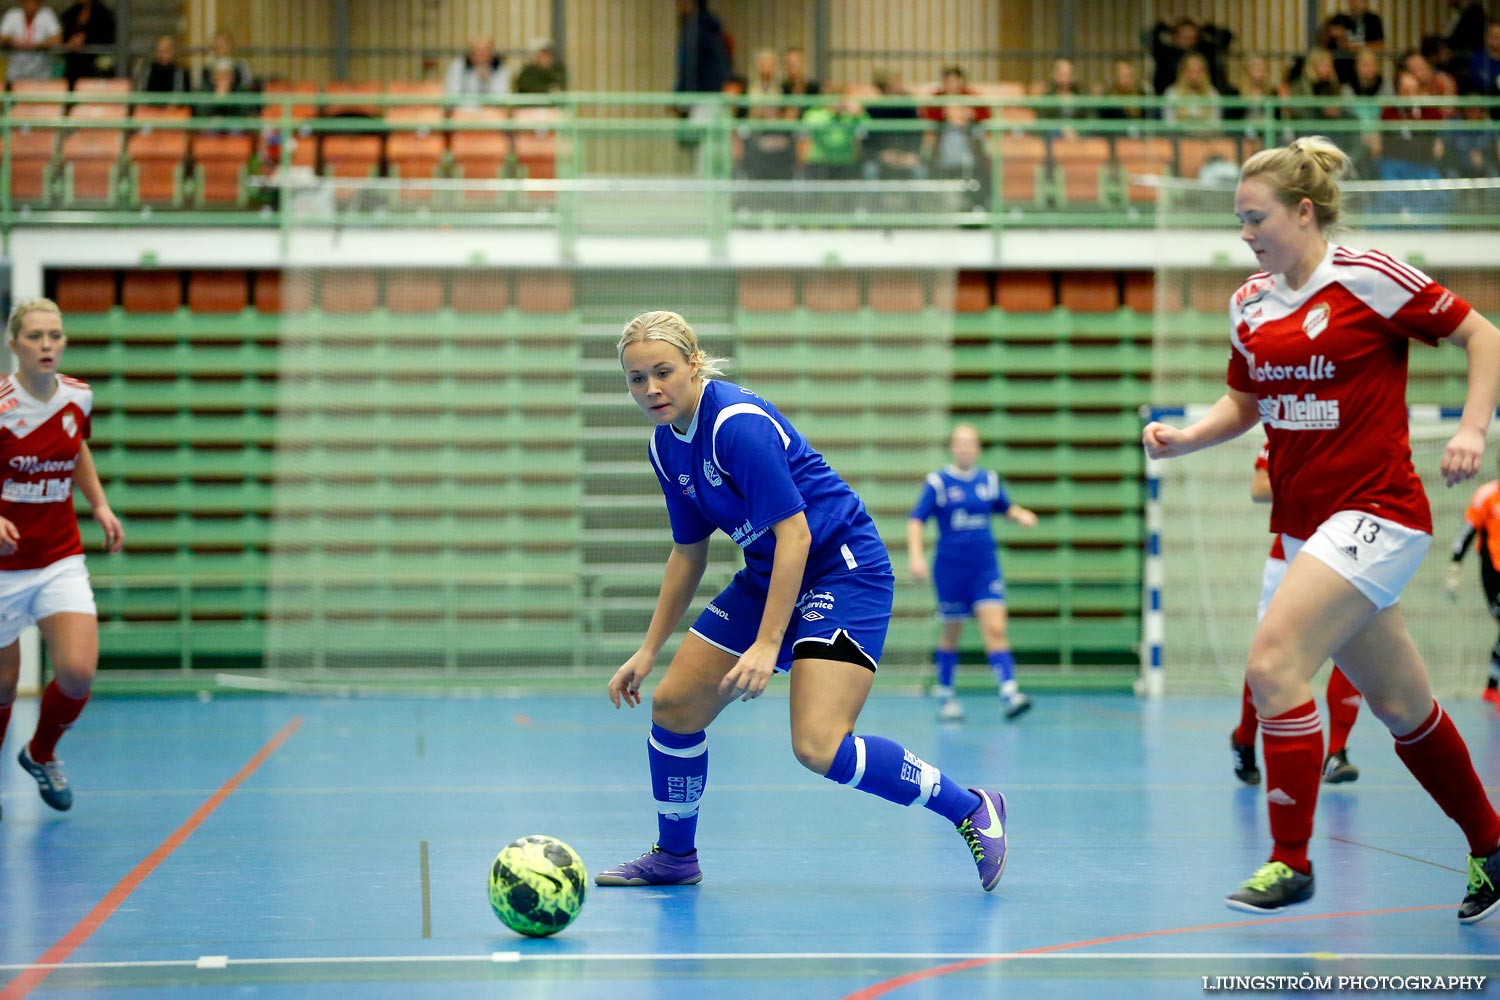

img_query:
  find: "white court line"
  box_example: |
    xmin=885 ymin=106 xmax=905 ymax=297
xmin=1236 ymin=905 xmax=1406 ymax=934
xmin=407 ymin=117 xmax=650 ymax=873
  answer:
xmin=2 ymin=952 xmax=1498 ymax=973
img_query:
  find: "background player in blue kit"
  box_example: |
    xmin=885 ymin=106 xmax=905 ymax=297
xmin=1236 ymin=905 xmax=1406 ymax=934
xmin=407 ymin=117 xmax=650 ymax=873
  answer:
xmin=907 ymin=424 xmax=1038 ymax=722
xmin=595 ymin=310 xmax=1011 ymax=892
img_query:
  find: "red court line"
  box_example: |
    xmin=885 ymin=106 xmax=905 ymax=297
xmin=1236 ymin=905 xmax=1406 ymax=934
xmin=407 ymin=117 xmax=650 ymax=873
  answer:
xmin=0 ymin=716 xmax=305 ymax=1000
xmin=842 ymin=903 xmax=1453 ymax=999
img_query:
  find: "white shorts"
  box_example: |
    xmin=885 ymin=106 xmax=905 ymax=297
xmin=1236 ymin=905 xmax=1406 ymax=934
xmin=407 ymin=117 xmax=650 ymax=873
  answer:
xmin=0 ymin=554 xmax=96 ymax=647
xmin=1256 ymin=555 xmax=1287 ymax=622
xmin=1282 ymin=510 xmax=1431 ymax=612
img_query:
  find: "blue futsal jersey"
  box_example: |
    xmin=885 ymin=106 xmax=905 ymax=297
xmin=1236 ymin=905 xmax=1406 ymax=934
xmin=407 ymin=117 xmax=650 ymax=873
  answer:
xmin=647 ymin=380 xmax=890 ymax=584
xmin=910 ymin=466 xmax=1013 ymax=571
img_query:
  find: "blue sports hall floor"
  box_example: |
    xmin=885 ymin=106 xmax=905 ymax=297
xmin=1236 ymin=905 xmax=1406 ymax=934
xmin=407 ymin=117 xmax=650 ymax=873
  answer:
xmin=1 ymin=687 xmax=1497 ymax=999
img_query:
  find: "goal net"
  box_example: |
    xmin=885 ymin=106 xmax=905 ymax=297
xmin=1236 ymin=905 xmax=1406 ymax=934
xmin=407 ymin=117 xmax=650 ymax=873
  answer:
xmin=1147 ymin=171 xmax=1500 ymax=698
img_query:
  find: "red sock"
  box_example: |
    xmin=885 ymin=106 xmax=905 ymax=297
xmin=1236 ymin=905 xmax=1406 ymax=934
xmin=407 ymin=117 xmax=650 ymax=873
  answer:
xmin=1394 ymin=701 xmax=1500 ymax=858
xmin=1325 ymin=666 xmax=1361 ymax=756
xmin=29 ymin=680 xmax=89 ymax=764
xmin=1259 ymin=700 xmax=1323 ymax=874
xmin=0 ymin=701 xmax=11 ymax=749
xmin=1233 ymin=680 xmax=1258 ymax=746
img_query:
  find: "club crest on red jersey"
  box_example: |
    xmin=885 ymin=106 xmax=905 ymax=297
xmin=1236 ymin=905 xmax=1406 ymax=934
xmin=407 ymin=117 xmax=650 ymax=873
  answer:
xmin=1302 ymin=302 xmax=1331 ymax=340
xmin=61 ymin=413 xmax=77 ymax=438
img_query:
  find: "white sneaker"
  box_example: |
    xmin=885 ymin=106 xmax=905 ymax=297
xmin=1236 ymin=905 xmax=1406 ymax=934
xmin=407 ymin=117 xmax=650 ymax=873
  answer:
xmin=938 ymin=698 xmax=966 ymax=721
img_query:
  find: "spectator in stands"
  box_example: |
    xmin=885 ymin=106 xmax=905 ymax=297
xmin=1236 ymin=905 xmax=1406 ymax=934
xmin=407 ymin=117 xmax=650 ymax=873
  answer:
xmin=1319 ymin=16 xmax=1360 ymax=89
xmin=1285 ymin=49 xmax=1351 ymax=124
xmin=59 ymin=0 xmax=114 ymax=83
xmin=1372 ymin=65 xmax=1448 ymax=206
xmin=1336 ymin=0 xmax=1385 ymax=52
xmin=922 ymin=65 xmax=990 ymax=125
xmin=446 ymin=35 xmax=510 ymax=99
xmin=1223 ymin=55 xmax=1278 ymax=124
xmin=1149 ymin=16 xmax=1230 ymax=96
xmin=746 ymin=46 xmax=779 ymax=99
xmin=197 ymin=57 xmax=253 ymax=122
xmin=780 ymin=45 xmax=820 ymax=119
xmin=1039 ymin=57 xmax=1086 ymax=136
xmin=674 ymin=0 xmax=730 ymax=102
xmin=1347 ymin=47 xmax=1391 ymax=158
xmin=1162 ymin=52 xmax=1222 ymax=132
xmin=1447 ymin=86 xmax=1498 ymax=177
xmin=927 ymin=103 xmax=991 ymax=212
xmin=1445 ymin=0 xmax=1488 ymax=68
xmin=0 ymin=0 xmax=60 ymax=83
xmin=1097 ymin=58 xmax=1155 ymax=123
xmin=798 ymin=85 xmax=865 ymax=181
xmin=734 ymin=94 xmax=797 ymax=214
xmin=514 ymin=38 xmax=565 ymax=94
xmin=1468 ymin=22 xmax=1500 ymax=104
xmin=136 ymin=33 xmax=190 ymax=94
xmin=863 ymin=70 xmax=927 ymax=185
xmin=197 ymin=29 xmax=253 ymax=92
xmin=1418 ymin=38 xmax=1461 ymax=104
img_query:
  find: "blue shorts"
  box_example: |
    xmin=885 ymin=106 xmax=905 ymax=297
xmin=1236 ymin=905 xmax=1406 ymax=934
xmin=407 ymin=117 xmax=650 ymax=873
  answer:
xmin=688 ymin=566 xmax=894 ymax=671
xmin=933 ymin=560 xmax=1006 ymax=621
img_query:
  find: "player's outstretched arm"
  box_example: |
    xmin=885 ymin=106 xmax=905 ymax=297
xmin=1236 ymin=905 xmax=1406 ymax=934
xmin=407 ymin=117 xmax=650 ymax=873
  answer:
xmin=905 ymin=517 xmax=929 ymax=582
xmin=1006 ymin=505 xmax=1039 ymax=529
xmin=1143 ymin=390 xmax=1259 ymax=460
xmin=75 ymin=441 xmax=123 ymax=552
xmin=1440 ymin=310 xmax=1500 ymax=487
xmin=608 ymin=537 xmax=711 ymax=709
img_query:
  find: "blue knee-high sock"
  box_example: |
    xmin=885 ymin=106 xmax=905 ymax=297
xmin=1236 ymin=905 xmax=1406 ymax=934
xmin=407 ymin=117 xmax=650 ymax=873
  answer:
xmin=988 ymin=650 xmax=1016 ymax=687
xmin=825 ymin=733 xmax=980 ymax=825
xmin=648 ymin=723 xmax=707 ymax=855
xmin=934 ymin=649 xmax=958 ymax=689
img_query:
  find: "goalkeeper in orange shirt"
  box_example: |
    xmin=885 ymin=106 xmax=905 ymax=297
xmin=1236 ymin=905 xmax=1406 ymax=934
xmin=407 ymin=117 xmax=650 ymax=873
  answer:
xmin=1447 ymin=469 xmax=1500 ymax=712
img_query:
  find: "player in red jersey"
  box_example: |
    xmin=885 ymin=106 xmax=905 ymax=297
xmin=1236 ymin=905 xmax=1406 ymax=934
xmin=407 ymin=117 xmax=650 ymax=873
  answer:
xmin=1232 ymin=440 xmax=1363 ymax=786
xmin=1144 ymin=136 xmax=1500 ymax=922
xmin=1446 ymin=469 xmax=1500 ymax=711
xmin=0 ymin=299 xmax=123 ymax=821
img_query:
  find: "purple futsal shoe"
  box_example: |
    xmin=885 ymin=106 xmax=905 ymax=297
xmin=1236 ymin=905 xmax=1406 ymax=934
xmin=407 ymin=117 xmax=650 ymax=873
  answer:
xmin=956 ymin=788 xmax=1008 ymax=891
xmin=594 ymin=846 xmax=703 ymax=886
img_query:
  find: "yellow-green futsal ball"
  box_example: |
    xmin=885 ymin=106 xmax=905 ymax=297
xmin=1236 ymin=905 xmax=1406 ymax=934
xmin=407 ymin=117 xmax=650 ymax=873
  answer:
xmin=487 ymin=835 xmax=587 ymax=937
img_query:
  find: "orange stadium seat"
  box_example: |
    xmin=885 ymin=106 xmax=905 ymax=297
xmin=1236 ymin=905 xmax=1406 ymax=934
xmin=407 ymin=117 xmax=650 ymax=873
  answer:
xmin=511 ymin=106 xmax=562 ymax=202
xmin=1176 ymin=136 xmax=1240 ymax=181
xmin=995 ymin=271 xmax=1056 ymax=312
xmin=953 ymin=271 xmax=994 ymax=312
xmin=802 ymin=272 xmax=860 ymax=312
xmin=514 ymin=271 xmax=574 ymax=313
xmin=323 ymin=81 xmax=382 ymax=118
xmin=450 ymin=272 xmax=511 ymax=313
xmin=1052 ymin=136 xmax=1110 ymax=207
xmin=1114 ymin=136 xmax=1174 ymax=205
xmin=384 ymin=131 xmax=448 ymax=204
xmin=126 ymin=106 xmax=191 ymax=206
xmin=260 ymin=80 xmax=318 ymax=122
xmin=321 ymin=271 xmax=379 ymax=313
xmin=448 ymin=106 xmax=510 ymax=203
xmin=319 ymin=134 xmax=383 ymax=202
xmin=994 ymin=132 xmax=1047 ymax=206
xmin=8 ymin=127 xmax=60 ymax=205
xmin=386 ymin=271 xmax=447 ymax=313
xmin=1124 ymin=271 xmax=1155 ymax=313
xmin=868 ymin=272 xmax=926 ymax=312
xmin=737 ymin=272 xmax=796 ymax=312
xmin=54 ymin=271 xmax=117 ymax=313
xmin=191 ymin=132 xmax=254 ymax=206
xmin=121 ymin=271 xmax=183 ymax=313
xmin=60 ymin=106 xmax=126 ymax=205
xmin=188 ymin=270 xmax=250 ymax=313
xmin=72 ymin=77 xmax=130 ymax=97
xmin=1188 ymin=270 xmax=1245 ymax=313
xmin=1060 ymin=271 xmax=1120 ymax=313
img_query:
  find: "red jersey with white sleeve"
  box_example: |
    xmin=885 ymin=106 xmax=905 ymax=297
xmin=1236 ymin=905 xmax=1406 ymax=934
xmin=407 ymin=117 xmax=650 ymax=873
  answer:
xmin=1226 ymin=244 xmax=1470 ymax=540
xmin=0 ymin=374 xmax=92 ymax=570
xmin=1256 ymin=441 xmax=1287 ymax=560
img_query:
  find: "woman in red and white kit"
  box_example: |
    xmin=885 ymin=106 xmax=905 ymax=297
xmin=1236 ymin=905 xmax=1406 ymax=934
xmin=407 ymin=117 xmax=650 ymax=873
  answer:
xmin=0 ymin=298 xmax=123 ymax=821
xmin=1232 ymin=439 xmax=1364 ymax=787
xmin=1144 ymin=136 xmax=1500 ymax=921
